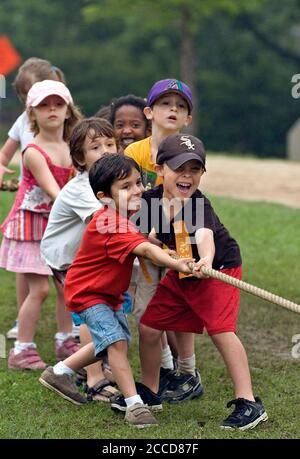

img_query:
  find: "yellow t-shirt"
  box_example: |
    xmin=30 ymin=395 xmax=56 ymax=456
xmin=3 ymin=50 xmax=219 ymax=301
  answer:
xmin=125 ymin=137 xmax=163 ymax=189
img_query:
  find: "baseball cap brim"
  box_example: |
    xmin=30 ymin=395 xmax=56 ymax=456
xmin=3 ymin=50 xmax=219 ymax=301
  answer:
xmin=165 ymin=153 xmax=206 ymax=171
xmin=30 ymin=91 xmax=72 ymax=107
xmin=149 ymin=89 xmax=193 ymax=112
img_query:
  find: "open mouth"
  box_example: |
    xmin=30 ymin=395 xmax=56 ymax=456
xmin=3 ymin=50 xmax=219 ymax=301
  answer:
xmin=167 ymin=115 xmax=177 ymax=121
xmin=122 ymin=138 xmax=135 ymax=146
xmin=176 ymin=182 xmax=192 ymax=193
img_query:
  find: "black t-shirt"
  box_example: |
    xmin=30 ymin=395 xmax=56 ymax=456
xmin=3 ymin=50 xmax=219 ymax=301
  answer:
xmin=136 ymin=185 xmax=242 ymax=270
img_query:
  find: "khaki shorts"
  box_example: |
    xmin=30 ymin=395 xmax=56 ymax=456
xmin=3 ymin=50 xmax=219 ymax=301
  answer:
xmin=133 ymin=258 xmax=167 ymax=322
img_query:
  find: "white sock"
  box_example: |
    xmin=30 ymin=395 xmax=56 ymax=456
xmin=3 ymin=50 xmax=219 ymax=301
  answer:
xmin=14 ymin=341 xmax=36 ymax=355
xmin=53 ymin=361 xmax=75 ymax=376
xmin=55 ymin=332 xmax=72 ymax=345
xmin=161 ymin=345 xmax=174 ymax=370
xmin=125 ymin=394 xmax=144 ymax=407
xmin=177 ymin=354 xmax=196 ymax=376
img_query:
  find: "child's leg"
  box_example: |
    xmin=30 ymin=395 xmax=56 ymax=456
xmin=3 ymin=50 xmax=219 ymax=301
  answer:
xmin=53 ymin=278 xmax=72 ymax=333
xmin=17 ymin=273 xmax=49 ymax=343
xmin=139 ymin=323 xmax=163 ymax=393
xmin=79 ymin=323 xmax=107 ymax=387
xmin=211 ymin=332 xmax=254 ymax=401
xmin=107 ymin=340 xmax=137 ymax=399
xmin=16 ymin=273 xmax=29 ymax=310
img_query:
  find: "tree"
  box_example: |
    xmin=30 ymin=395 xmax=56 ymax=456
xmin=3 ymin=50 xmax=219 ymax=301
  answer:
xmin=83 ymin=0 xmax=263 ymax=134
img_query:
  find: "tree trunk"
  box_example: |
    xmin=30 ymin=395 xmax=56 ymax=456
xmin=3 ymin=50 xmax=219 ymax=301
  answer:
xmin=180 ymin=5 xmax=198 ymax=136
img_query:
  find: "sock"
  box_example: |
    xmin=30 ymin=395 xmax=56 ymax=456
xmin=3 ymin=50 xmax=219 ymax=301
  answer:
xmin=161 ymin=345 xmax=174 ymax=370
xmin=177 ymin=354 xmax=196 ymax=376
xmin=55 ymin=332 xmax=72 ymax=345
xmin=125 ymin=394 xmax=144 ymax=407
xmin=53 ymin=361 xmax=75 ymax=376
xmin=14 ymin=341 xmax=36 ymax=355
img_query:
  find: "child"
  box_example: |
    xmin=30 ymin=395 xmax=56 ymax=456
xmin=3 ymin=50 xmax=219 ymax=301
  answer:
xmin=39 ymin=154 xmax=194 ymax=427
xmin=41 ymin=117 xmax=118 ymax=401
xmin=138 ymin=134 xmax=268 ymax=430
xmin=125 ymin=78 xmax=199 ymax=399
xmin=0 ymin=57 xmax=66 ymax=340
xmin=0 ymin=80 xmax=81 ymax=370
xmin=109 ymin=94 xmax=151 ymax=153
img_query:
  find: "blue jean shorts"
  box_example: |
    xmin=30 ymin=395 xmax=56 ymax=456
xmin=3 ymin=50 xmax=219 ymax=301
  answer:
xmin=78 ymin=304 xmax=131 ymax=357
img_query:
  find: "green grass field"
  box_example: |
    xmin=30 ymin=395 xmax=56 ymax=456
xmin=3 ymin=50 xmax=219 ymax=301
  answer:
xmin=0 ymin=187 xmax=300 ymax=439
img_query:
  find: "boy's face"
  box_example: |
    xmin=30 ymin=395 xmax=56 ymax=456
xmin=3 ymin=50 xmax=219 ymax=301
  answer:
xmin=144 ymin=93 xmax=192 ymax=133
xmin=109 ymin=167 xmax=144 ymax=215
xmin=156 ymin=159 xmax=203 ymax=201
xmin=83 ymin=130 xmax=117 ymax=170
xmin=114 ymin=105 xmax=147 ymax=152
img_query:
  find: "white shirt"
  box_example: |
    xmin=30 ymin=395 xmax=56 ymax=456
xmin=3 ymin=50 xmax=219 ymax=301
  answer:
xmin=8 ymin=111 xmax=33 ymax=151
xmin=41 ymin=171 xmax=101 ymax=270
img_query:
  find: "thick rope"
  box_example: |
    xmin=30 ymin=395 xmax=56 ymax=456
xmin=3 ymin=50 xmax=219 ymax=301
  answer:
xmin=199 ymin=265 xmax=300 ymax=314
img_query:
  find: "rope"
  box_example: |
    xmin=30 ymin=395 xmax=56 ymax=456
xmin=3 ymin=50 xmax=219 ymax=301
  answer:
xmin=199 ymin=265 xmax=300 ymax=314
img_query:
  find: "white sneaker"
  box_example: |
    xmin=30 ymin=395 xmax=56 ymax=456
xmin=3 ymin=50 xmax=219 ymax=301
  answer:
xmin=6 ymin=320 xmax=19 ymax=339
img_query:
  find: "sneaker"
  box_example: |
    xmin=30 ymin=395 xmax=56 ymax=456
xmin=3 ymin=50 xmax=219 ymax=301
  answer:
xmin=39 ymin=366 xmax=87 ymax=405
xmin=158 ymin=367 xmax=176 ymax=395
xmin=8 ymin=347 xmax=47 ymax=371
xmin=111 ymin=382 xmax=162 ymax=412
xmin=6 ymin=320 xmax=19 ymax=339
xmin=125 ymin=403 xmax=159 ymax=428
xmin=221 ymin=397 xmax=268 ymax=431
xmin=161 ymin=369 xmax=204 ymax=403
xmin=55 ymin=337 xmax=80 ymax=362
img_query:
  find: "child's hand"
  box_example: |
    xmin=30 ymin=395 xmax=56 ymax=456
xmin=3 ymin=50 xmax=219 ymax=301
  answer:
xmin=192 ymin=256 xmax=212 ymax=279
xmin=0 ymin=163 xmax=15 ymax=187
xmin=175 ymin=257 xmax=195 ymax=274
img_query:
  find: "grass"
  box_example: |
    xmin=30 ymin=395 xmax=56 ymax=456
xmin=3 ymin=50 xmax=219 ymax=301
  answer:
xmin=0 ymin=187 xmax=300 ymax=439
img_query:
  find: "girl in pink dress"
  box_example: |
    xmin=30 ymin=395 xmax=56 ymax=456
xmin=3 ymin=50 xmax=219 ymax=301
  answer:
xmin=0 ymin=80 xmax=81 ymax=370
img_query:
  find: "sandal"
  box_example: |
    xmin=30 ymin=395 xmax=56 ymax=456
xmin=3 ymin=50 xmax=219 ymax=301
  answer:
xmin=85 ymin=378 xmax=118 ymax=402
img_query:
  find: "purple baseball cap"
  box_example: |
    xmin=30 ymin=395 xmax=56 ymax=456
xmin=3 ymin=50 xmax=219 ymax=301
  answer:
xmin=156 ymin=134 xmax=206 ymax=171
xmin=146 ymin=78 xmax=193 ymax=112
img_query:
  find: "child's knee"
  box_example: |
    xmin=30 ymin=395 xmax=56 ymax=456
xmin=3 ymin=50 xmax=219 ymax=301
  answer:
xmin=139 ymin=323 xmax=161 ymax=344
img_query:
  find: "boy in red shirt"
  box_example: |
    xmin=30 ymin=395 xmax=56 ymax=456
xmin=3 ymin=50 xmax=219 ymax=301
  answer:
xmin=137 ymin=134 xmax=268 ymax=430
xmin=39 ymin=153 xmax=194 ymax=428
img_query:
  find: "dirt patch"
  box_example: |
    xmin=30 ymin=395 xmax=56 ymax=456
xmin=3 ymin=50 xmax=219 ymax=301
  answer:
xmin=201 ymin=155 xmax=300 ymax=209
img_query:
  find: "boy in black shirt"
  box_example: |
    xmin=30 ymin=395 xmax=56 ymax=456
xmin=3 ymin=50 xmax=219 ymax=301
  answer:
xmin=138 ymin=134 xmax=267 ymax=430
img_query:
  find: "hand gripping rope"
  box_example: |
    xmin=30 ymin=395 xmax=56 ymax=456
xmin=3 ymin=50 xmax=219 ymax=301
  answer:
xmin=197 ymin=264 xmax=300 ymax=314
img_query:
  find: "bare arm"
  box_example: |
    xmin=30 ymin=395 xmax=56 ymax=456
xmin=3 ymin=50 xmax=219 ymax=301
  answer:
xmin=23 ymin=148 xmax=61 ymax=201
xmin=0 ymin=138 xmax=19 ymax=185
xmin=133 ymin=241 xmax=194 ymax=274
xmin=193 ymin=228 xmax=215 ymax=278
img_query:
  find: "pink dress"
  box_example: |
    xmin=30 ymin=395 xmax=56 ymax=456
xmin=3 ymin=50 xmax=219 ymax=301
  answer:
xmin=0 ymin=144 xmax=72 ymax=275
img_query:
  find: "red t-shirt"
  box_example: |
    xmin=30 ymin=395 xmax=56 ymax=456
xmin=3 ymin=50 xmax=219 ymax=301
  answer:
xmin=64 ymin=207 xmax=147 ymax=312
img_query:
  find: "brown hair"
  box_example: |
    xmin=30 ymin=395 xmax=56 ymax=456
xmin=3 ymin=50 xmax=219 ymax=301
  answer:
xmin=27 ymin=102 xmax=82 ymax=143
xmin=13 ymin=57 xmax=66 ymax=103
xmin=70 ymin=117 xmax=117 ymax=172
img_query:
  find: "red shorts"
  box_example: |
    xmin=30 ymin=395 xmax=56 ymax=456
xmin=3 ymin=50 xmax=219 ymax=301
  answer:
xmin=140 ymin=266 xmax=242 ymax=335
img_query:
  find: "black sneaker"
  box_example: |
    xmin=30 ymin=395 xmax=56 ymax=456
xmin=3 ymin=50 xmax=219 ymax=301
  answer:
xmin=158 ymin=367 xmax=176 ymax=395
xmin=221 ymin=397 xmax=268 ymax=430
xmin=111 ymin=382 xmax=162 ymax=412
xmin=161 ymin=369 xmax=204 ymax=403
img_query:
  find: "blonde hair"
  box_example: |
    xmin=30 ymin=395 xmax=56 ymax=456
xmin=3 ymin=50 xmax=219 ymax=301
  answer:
xmin=13 ymin=57 xmax=66 ymax=103
xmin=27 ymin=103 xmax=82 ymax=142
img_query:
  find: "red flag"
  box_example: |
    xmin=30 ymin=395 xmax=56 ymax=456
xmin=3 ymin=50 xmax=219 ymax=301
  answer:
xmin=0 ymin=36 xmax=21 ymax=76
